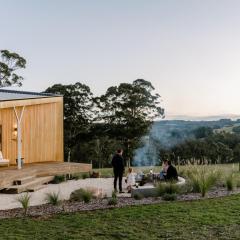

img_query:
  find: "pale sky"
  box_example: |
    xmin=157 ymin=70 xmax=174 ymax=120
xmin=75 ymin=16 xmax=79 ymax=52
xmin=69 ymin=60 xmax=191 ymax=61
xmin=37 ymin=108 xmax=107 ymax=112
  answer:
xmin=1 ymin=0 xmax=240 ymax=118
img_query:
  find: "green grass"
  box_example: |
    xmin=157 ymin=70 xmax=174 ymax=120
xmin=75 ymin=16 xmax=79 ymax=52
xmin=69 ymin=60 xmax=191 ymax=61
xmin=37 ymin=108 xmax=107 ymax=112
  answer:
xmin=1 ymin=194 xmax=240 ymax=239
xmin=94 ymin=163 xmax=240 ymax=178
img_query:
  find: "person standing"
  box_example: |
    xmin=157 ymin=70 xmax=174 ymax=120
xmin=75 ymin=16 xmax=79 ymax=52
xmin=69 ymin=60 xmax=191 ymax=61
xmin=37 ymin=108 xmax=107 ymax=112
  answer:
xmin=111 ymin=149 xmax=125 ymax=193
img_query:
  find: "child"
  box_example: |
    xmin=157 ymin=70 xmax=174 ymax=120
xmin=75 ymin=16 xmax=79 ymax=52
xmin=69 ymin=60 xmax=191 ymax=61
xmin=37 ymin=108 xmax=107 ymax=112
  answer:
xmin=125 ymin=168 xmax=136 ymax=193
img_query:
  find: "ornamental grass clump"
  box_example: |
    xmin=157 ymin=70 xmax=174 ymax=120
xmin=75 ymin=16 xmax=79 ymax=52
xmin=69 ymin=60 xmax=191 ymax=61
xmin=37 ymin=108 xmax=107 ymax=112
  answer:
xmin=52 ymin=175 xmax=66 ymax=184
xmin=162 ymin=193 xmax=177 ymax=201
xmin=108 ymin=191 xmax=118 ymax=205
xmin=17 ymin=193 xmax=31 ymax=217
xmin=45 ymin=192 xmax=61 ymax=206
xmin=226 ymin=173 xmax=234 ymax=191
xmin=133 ymin=192 xmax=144 ymax=200
xmin=156 ymin=182 xmax=180 ymax=197
xmin=187 ymin=167 xmax=221 ymax=197
xmin=70 ymin=188 xmax=93 ymax=203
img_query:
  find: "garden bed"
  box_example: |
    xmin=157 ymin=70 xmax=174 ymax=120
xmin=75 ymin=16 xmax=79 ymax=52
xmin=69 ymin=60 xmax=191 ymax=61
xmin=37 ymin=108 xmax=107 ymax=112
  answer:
xmin=1 ymin=187 xmax=240 ymax=219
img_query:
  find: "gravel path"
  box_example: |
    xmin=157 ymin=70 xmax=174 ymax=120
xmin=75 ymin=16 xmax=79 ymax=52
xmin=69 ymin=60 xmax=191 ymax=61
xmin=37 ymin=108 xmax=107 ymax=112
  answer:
xmin=0 ymin=178 xmax=118 ymax=210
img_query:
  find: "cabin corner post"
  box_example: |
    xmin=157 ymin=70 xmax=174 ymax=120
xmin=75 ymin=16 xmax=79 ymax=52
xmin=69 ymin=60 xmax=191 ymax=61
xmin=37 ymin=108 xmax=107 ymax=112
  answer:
xmin=13 ymin=106 xmax=25 ymax=170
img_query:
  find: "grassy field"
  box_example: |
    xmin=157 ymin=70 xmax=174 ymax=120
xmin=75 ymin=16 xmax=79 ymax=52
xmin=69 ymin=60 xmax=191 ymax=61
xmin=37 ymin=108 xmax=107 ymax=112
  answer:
xmin=94 ymin=163 xmax=240 ymax=178
xmin=1 ymin=194 xmax=240 ymax=239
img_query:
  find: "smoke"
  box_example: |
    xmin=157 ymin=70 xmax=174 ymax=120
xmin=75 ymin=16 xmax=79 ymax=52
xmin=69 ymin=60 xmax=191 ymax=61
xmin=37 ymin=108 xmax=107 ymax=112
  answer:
xmin=132 ymin=121 xmax=195 ymax=166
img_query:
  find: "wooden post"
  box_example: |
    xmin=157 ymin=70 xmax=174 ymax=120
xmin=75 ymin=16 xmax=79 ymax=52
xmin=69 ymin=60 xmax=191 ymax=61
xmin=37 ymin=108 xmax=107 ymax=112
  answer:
xmin=14 ymin=106 xmax=25 ymax=170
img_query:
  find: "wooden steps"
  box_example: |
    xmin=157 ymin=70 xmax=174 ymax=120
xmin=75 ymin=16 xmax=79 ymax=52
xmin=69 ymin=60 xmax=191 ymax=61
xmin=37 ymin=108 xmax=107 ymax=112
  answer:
xmin=28 ymin=184 xmax=47 ymax=192
xmin=2 ymin=176 xmax=54 ymax=194
xmin=13 ymin=175 xmax=36 ymax=185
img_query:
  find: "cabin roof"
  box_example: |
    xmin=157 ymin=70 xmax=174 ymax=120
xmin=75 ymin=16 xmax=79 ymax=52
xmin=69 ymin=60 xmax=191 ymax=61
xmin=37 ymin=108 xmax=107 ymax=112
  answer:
xmin=0 ymin=89 xmax=61 ymax=101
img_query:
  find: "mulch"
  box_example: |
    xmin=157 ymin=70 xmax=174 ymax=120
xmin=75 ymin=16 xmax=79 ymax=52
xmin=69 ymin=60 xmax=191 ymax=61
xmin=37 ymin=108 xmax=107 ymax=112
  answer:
xmin=1 ymin=187 xmax=240 ymax=219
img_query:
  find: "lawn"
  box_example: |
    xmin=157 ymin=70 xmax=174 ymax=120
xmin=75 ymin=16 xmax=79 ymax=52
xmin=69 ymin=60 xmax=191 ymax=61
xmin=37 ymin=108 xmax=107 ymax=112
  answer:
xmin=1 ymin=194 xmax=240 ymax=239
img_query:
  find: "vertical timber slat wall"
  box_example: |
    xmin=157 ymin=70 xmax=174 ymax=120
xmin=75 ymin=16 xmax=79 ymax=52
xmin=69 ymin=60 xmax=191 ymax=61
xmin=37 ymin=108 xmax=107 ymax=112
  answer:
xmin=0 ymin=97 xmax=64 ymax=165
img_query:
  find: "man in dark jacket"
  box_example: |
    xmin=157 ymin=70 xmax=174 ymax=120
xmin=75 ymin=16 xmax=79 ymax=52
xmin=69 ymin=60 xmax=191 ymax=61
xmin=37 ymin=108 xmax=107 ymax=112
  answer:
xmin=166 ymin=160 xmax=178 ymax=181
xmin=111 ymin=149 xmax=125 ymax=193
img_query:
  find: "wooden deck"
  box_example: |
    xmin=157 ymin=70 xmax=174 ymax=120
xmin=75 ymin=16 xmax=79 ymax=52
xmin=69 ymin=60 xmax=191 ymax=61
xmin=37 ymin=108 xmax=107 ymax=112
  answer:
xmin=0 ymin=162 xmax=92 ymax=189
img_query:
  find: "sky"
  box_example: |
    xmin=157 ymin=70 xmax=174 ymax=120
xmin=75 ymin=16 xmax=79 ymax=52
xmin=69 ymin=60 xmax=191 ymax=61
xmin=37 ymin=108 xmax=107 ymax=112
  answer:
xmin=1 ymin=0 xmax=240 ymax=118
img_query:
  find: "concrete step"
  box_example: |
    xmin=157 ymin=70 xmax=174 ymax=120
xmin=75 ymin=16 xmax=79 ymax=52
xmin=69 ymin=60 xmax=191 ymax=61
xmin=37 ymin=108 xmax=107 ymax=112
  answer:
xmin=13 ymin=175 xmax=36 ymax=185
xmin=3 ymin=176 xmax=54 ymax=194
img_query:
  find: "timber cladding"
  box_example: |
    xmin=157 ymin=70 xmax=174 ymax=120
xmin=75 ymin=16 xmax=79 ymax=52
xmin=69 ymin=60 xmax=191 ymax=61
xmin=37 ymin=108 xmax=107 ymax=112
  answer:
xmin=0 ymin=97 xmax=64 ymax=165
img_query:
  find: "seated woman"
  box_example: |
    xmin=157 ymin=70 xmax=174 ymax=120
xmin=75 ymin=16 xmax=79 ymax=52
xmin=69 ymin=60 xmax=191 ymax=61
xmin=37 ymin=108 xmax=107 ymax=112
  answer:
xmin=160 ymin=160 xmax=168 ymax=180
xmin=125 ymin=168 xmax=136 ymax=193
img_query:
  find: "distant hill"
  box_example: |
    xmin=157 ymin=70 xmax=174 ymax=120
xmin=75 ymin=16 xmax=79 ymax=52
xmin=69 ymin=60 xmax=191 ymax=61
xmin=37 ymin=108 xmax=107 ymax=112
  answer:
xmin=165 ymin=114 xmax=240 ymax=121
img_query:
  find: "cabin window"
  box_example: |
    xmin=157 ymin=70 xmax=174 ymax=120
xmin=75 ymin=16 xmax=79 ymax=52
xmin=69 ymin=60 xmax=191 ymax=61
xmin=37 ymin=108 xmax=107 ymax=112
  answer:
xmin=0 ymin=125 xmax=2 ymax=151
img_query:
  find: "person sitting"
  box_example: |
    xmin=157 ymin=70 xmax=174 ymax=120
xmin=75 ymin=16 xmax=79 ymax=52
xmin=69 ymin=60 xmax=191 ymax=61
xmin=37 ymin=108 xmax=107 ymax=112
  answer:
xmin=125 ymin=168 xmax=136 ymax=193
xmin=166 ymin=160 xmax=178 ymax=181
xmin=160 ymin=159 xmax=168 ymax=180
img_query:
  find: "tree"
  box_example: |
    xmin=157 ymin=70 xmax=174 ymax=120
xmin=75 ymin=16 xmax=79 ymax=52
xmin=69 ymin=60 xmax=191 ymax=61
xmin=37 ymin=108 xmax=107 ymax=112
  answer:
xmin=193 ymin=126 xmax=213 ymax=139
xmin=97 ymin=79 xmax=164 ymax=165
xmin=232 ymin=126 xmax=240 ymax=134
xmin=45 ymin=82 xmax=96 ymax=161
xmin=0 ymin=50 xmax=26 ymax=87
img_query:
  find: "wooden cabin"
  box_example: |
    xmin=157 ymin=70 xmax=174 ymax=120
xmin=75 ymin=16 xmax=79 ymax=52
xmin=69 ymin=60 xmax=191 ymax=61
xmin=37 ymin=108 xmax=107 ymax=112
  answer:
xmin=0 ymin=89 xmax=64 ymax=166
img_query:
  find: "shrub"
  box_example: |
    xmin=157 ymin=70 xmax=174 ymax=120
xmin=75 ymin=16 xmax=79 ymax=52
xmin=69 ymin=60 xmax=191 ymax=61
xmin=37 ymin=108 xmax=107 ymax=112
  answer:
xmin=133 ymin=192 xmax=144 ymax=200
xmin=107 ymin=197 xmax=118 ymax=205
xmin=17 ymin=193 xmax=31 ymax=216
xmin=156 ymin=182 xmax=180 ymax=197
xmin=81 ymin=173 xmax=89 ymax=179
xmin=112 ymin=190 xmax=117 ymax=199
xmin=226 ymin=174 xmax=234 ymax=191
xmin=45 ymin=192 xmax=61 ymax=206
xmin=162 ymin=193 xmax=177 ymax=201
xmin=69 ymin=172 xmax=89 ymax=180
xmin=70 ymin=188 xmax=93 ymax=203
xmin=199 ymin=169 xmax=220 ymax=197
xmin=52 ymin=175 xmax=65 ymax=184
xmin=187 ymin=168 xmax=220 ymax=197
xmin=108 ymin=190 xmax=118 ymax=205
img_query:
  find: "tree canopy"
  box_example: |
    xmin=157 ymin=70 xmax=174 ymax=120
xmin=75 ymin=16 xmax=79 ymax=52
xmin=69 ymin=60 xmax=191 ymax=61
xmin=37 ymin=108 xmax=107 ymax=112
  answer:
xmin=45 ymin=82 xmax=96 ymax=160
xmin=96 ymin=79 xmax=164 ymax=164
xmin=0 ymin=50 xmax=26 ymax=87
xmin=45 ymin=79 xmax=164 ymax=166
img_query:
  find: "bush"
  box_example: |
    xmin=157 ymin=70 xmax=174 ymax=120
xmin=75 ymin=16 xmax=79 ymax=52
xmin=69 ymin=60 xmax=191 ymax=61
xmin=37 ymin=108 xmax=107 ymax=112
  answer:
xmin=17 ymin=193 xmax=31 ymax=216
xmin=81 ymin=173 xmax=89 ymax=179
xmin=52 ymin=175 xmax=65 ymax=184
xmin=226 ymin=174 xmax=234 ymax=191
xmin=107 ymin=197 xmax=118 ymax=205
xmin=187 ymin=168 xmax=220 ymax=197
xmin=69 ymin=172 xmax=89 ymax=180
xmin=133 ymin=192 xmax=144 ymax=200
xmin=162 ymin=193 xmax=177 ymax=201
xmin=156 ymin=182 xmax=180 ymax=197
xmin=108 ymin=190 xmax=118 ymax=205
xmin=70 ymin=188 xmax=93 ymax=203
xmin=45 ymin=192 xmax=61 ymax=206
xmin=112 ymin=190 xmax=117 ymax=199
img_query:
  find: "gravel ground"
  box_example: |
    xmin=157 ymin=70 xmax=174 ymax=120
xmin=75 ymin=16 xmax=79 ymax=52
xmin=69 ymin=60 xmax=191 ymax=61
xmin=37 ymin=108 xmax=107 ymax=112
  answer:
xmin=0 ymin=178 xmax=118 ymax=210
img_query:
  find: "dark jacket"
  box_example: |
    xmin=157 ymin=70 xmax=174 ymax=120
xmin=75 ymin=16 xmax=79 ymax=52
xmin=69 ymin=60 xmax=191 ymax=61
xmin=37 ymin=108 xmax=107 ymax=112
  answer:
xmin=111 ymin=154 xmax=125 ymax=173
xmin=166 ymin=165 xmax=178 ymax=181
